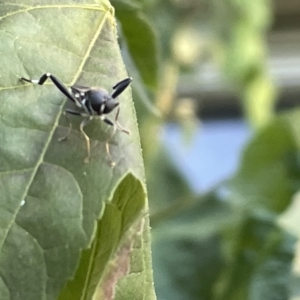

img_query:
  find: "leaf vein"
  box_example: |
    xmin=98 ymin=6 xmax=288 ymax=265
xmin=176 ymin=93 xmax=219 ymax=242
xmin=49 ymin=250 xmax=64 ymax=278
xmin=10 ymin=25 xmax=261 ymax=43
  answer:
xmin=0 ymin=4 xmax=109 ymax=22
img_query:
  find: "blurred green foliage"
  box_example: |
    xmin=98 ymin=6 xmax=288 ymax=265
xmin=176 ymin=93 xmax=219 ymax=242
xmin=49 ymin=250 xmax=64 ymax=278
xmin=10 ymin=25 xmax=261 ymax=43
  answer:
xmin=211 ymin=0 xmax=276 ymax=128
xmin=112 ymin=0 xmax=300 ymax=299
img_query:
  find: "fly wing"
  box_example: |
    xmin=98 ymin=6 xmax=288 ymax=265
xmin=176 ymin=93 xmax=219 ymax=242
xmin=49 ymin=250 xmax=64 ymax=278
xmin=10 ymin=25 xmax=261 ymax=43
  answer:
xmin=111 ymin=77 xmax=132 ymax=99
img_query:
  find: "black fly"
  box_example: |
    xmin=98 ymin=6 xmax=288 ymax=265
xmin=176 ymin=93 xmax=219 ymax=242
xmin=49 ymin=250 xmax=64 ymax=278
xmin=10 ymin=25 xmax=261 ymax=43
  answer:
xmin=20 ymin=73 xmax=132 ymax=165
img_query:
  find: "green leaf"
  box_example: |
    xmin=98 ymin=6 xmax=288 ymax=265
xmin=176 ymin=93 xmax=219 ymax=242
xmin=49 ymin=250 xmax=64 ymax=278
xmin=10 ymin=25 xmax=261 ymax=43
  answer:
xmin=152 ymin=192 xmax=231 ymax=300
xmin=219 ymin=110 xmax=300 ymax=299
xmin=229 ymin=109 xmax=300 ymax=213
xmin=152 ymin=110 xmax=300 ymax=299
xmin=58 ymin=173 xmax=155 ymax=300
xmin=113 ymin=216 xmax=157 ymax=300
xmin=112 ymin=0 xmax=159 ymax=89
xmin=218 ymin=213 xmax=295 ymax=300
xmin=212 ymin=0 xmax=276 ymax=127
xmin=0 ymin=1 xmax=154 ymax=299
xmin=146 ymin=146 xmax=193 ymax=220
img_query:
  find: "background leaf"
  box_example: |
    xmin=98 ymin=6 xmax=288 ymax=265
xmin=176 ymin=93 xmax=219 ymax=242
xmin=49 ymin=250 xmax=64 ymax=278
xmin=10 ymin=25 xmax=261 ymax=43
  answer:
xmin=152 ymin=110 xmax=300 ymax=300
xmin=217 ymin=213 xmax=295 ymax=300
xmin=211 ymin=0 xmax=276 ymax=127
xmin=152 ymin=192 xmax=230 ymax=300
xmin=112 ymin=0 xmax=159 ymax=89
xmin=229 ymin=109 xmax=300 ymax=213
